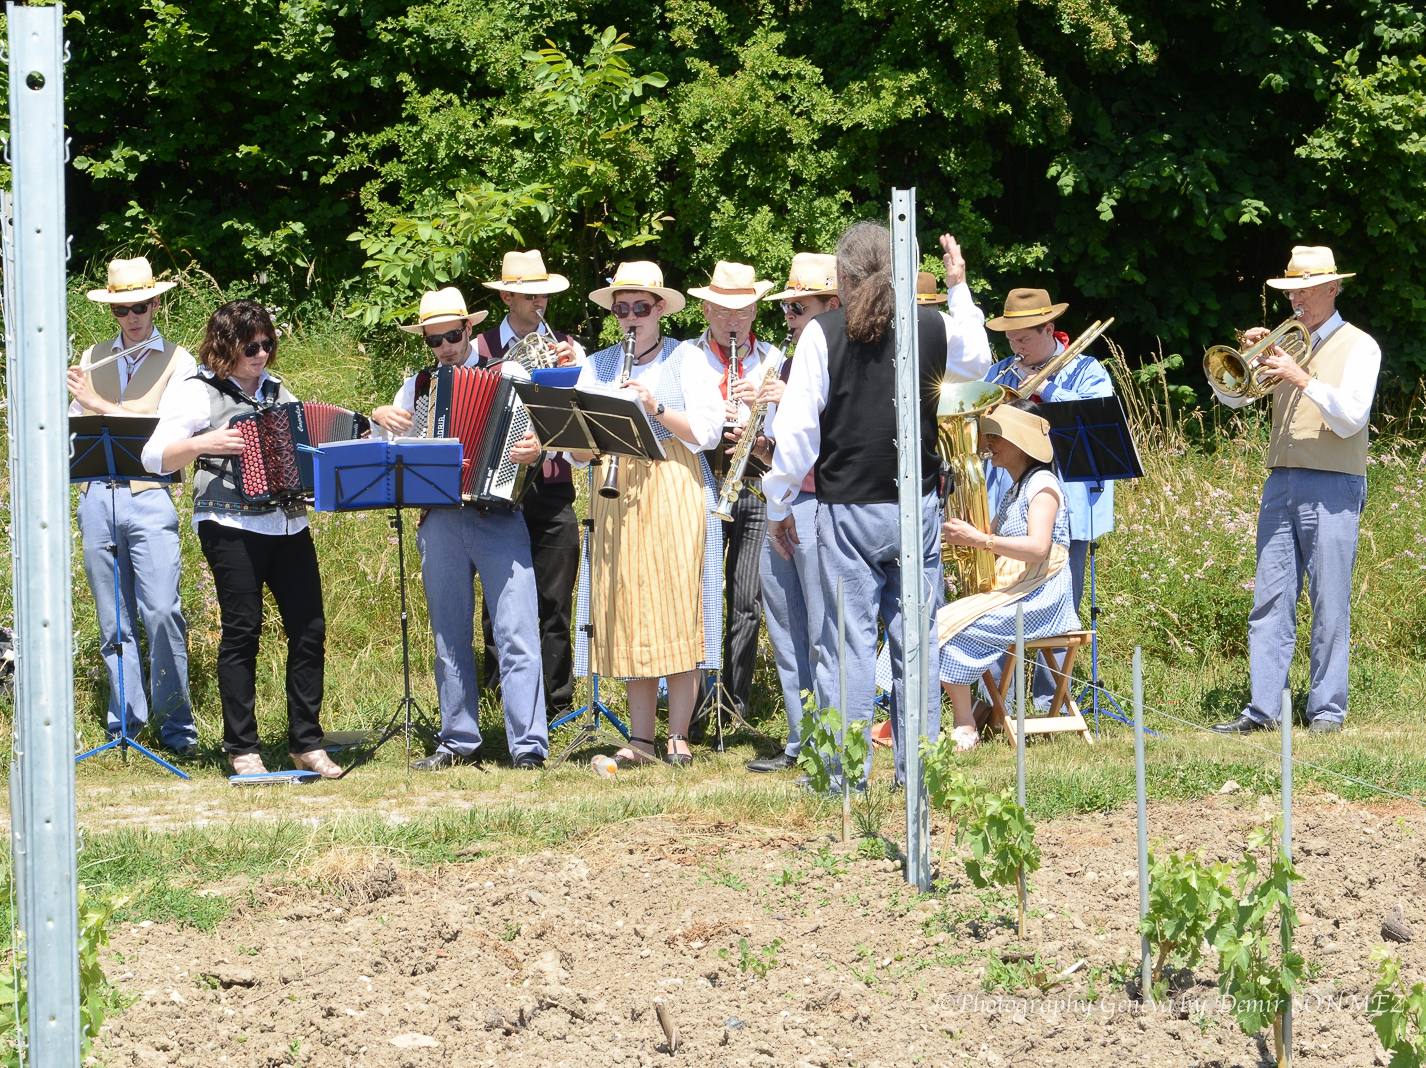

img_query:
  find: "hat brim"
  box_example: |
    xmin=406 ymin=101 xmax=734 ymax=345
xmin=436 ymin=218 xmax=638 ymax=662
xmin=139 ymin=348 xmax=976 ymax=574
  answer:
xmin=686 ymin=280 xmax=776 ymax=309
xmin=985 ymin=302 xmax=1069 ymax=331
xmin=482 ymin=274 xmax=570 ymax=295
xmin=398 ymin=310 xmax=490 ymax=334
xmin=86 ymin=280 xmax=177 ymax=303
xmin=588 ymin=284 xmax=686 ymax=316
xmin=765 ymin=286 xmax=839 ymax=302
xmin=980 ymin=408 xmax=1054 ymax=463
xmin=1266 ymin=272 xmax=1355 ymax=291
xmin=915 ymin=294 xmax=948 ymax=306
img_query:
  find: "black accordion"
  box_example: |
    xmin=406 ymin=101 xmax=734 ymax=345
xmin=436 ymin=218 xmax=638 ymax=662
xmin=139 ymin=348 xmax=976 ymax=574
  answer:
xmin=232 ymin=402 xmax=370 ymax=504
xmin=412 ymin=364 xmax=533 ymax=506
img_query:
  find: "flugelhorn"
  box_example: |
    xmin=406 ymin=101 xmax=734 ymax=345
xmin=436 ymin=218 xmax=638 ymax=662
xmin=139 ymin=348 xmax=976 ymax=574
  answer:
xmin=935 ymin=380 xmax=1009 ymax=594
xmin=711 ymin=329 xmax=792 ymax=522
xmin=1006 ymin=317 xmax=1116 ymax=400
xmin=1203 ymin=312 xmax=1311 ymax=400
xmin=598 ymin=327 xmax=638 ymax=500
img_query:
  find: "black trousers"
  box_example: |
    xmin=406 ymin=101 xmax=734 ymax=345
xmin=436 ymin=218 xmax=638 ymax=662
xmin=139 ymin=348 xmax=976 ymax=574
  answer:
xmin=482 ymin=494 xmax=579 ymax=714
xmin=717 ymin=490 xmax=766 ymax=714
xmin=197 ymin=521 xmax=326 ymax=755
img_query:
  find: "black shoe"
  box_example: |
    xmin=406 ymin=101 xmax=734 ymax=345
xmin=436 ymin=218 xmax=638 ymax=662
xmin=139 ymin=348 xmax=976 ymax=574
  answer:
xmin=410 ymin=750 xmax=480 ymax=772
xmin=513 ymin=754 xmax=545 ymax=770
xmin=1210 ymin=714 xmax=1272 ymax=735
xmin=746 ymin=753 xmax=797 ymax=774
xmin=1308 ymin=716 xmax=1343 ymax=734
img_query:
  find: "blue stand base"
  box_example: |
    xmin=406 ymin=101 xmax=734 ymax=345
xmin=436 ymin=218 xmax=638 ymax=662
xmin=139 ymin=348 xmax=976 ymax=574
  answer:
xmin=76 ymin=731 xmax=191 ymax=780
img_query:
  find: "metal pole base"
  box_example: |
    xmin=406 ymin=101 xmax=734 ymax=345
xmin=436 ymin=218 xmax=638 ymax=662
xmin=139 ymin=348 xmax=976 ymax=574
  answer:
xmin=76 ymin=731 xmax=191 ymax=780
xmin=693 ymin=669 xmax=768 ymax=752
xmin=549 ymin=688 xmax=630 ymax=768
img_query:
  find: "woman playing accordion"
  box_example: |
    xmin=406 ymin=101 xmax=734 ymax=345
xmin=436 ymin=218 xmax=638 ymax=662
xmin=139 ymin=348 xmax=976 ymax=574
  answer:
xmin=572 ymin=262 xmax=725 ymax=767
xmin=937 ymin=401 xmax=1079 ymax=752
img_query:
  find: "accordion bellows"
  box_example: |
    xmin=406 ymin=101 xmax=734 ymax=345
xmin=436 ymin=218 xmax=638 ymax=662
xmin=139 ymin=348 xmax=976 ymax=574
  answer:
xmin=233 ymin=402 xmax=370 ymax=503
xmin=412 ymin=365 xmax=533 ymax=506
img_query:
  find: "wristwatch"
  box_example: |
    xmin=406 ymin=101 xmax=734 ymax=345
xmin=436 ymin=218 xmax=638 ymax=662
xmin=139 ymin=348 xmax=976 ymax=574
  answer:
xmin=984 ymin=536 xmax=996 ymax=551
xmin=655 ymin=402 xmax=666 ymax=417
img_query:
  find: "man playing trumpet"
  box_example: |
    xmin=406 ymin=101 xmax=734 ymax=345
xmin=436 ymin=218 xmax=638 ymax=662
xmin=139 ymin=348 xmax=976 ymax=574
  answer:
xmin=1209 ymin=246 xmax=1381 ymax=735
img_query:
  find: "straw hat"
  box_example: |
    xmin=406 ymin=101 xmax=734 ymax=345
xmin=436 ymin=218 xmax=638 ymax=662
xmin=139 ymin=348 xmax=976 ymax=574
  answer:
xmin=398 ymin=287 xmax=490 ymax=334
xmin=1266 ymin=246 xmax=1355 ymax=291
xmin=86 ymin=256 xmax=177 ymax=304
xmin=482 ymin=250 xmax=570 ymax=295
xmin=687 ymin=261 xmax=775 ymax=310
xmin=980 ymin=404 xmax=1053 ymax=463
xmin=588 ymin=261 xmax=686 ymax=315
xmin=985 ymin=288 xmax=1069 ymax=332
xmin=767 ymin=253 xmax=838 ymax=302
xmin=916 ymin=271 xmax=946 ymax=306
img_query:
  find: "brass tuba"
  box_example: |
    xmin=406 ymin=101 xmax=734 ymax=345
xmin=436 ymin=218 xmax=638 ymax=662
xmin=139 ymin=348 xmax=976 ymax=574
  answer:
xmin=936 ymin=380 xmax=1008 ymax=595
xmin=1202 ymin=314 xmax=1311 ymax=400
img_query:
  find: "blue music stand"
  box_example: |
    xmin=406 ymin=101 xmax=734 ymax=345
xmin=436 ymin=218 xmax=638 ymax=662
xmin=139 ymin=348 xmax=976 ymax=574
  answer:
xmin=70 ymin=416 xmax=189 ymax=780
xmin=312 ymin=439 xmax=462 ymax=774
xmin=1041 ymin=396 xmax=1151 ymax=737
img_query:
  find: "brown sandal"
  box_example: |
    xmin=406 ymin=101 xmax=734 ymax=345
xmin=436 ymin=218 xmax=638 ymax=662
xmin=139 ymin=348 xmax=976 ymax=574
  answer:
xmin=664 ymin=734 xmax=692 ymax=768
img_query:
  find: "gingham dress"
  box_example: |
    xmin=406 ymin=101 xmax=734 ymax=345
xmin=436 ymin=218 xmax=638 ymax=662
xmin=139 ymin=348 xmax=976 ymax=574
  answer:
xmin=573 ymin=339 xmax=724 ymax=676
xmin=938 ymin=470 xmax=1079 ymax=685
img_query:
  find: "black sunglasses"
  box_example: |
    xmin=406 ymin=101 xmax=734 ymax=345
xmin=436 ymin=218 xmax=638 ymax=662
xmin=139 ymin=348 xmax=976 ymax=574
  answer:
xmin=423 ymin=327 xmax=467 ymax=348
xmin=611 ymin=301 xmax=656 ymax=319
xmin=242 ymin=338 xmax=276 ymax=358
xmin=110 ymin=301 xmax=152 ymax=317
xmin=780 ymin=300 xmax=809 ymax=317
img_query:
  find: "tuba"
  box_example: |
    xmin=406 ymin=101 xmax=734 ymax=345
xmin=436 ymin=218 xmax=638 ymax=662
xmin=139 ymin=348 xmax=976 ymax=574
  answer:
xmin=936 ymin=380 xmax=1008 ymax=595
xmin=1202 ymin=313 xmax=1311 ymax=400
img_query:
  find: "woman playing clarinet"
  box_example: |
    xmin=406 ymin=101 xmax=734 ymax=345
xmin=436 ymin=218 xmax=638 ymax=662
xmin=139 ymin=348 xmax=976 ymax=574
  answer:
xmin=572 ymin=262 xmax=725 ymax=766
xmin=142 ymin=300 xmax=339 ymax=778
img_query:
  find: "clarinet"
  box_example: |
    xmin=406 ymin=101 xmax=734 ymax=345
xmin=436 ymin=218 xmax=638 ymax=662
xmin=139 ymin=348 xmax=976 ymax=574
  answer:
xmin=598 ymin=327 xmax=639 ymax=499
xmin=711 ymin=329 xmax=792 ymax=521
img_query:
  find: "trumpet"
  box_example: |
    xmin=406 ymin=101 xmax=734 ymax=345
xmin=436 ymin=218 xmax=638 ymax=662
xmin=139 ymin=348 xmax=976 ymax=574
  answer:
xmin=935 ymin=380 xmax=1009 ymax=593
xmin=1006 ymin=317 xmax=1116 ymax=400
xmin=1203 ymin=312 xmax=1311 ymax=400
xmin=711 ymin=329 xmax=792 ymax=522
xmin=598 ymin=327 xmax=638 ymax=499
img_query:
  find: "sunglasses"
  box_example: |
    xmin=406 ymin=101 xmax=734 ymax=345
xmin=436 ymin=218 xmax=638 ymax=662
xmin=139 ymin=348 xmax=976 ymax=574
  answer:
xmin=242 ymin=338 xmax=276 ymax=358
xmin=110 ymin=301 xmax=152 ymax=317
xmin=780 ymin=300 xmax=809 ymax=317
xmin=611 ymin=301 xmax=657 ymax=319
xmin=423 ymin=327 xmax=466 ymax=348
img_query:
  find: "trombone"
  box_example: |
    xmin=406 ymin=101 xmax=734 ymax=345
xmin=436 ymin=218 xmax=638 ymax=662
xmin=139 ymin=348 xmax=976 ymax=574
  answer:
xmin=1005 ymin=317 xmax=1115 ymax=400
xmin=1203 ymin=313 xmax=1311 ymax=400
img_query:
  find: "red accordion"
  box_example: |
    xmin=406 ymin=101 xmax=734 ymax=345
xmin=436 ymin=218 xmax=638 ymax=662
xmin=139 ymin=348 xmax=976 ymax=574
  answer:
xmin=232 ymin=402 xmax=371 ymax=504
xmin=412 ymin=364 xmax=533 ymax=506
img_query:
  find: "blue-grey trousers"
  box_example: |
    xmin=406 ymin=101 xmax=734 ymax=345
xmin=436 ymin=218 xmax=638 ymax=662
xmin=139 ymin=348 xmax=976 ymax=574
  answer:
xmin=1246 ymin=467 xmax=1366 ymax=726
xmin=417 ymin=508 xmax=548 ymax=760
xmin=77 ymin=484 xmax=194 ymax=748
xmin=759 ymin=491 xmax=823 ymax=758
xmin=814 ymin=492 xmax=942 ymax=784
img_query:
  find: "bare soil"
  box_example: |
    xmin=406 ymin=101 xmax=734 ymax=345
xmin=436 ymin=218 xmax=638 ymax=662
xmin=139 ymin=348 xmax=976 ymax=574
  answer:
xmin=102 ymin=796 xmax=1425 ymax=1068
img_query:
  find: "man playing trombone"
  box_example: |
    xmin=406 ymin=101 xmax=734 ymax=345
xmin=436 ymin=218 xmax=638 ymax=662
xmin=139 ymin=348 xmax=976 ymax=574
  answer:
xmin=1208 ymin=246 xmax=1381 ymax=735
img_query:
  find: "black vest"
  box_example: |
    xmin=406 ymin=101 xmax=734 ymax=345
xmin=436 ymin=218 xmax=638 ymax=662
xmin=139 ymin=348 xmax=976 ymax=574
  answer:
xmin=813 ymin=306 xmax=947 ymax=504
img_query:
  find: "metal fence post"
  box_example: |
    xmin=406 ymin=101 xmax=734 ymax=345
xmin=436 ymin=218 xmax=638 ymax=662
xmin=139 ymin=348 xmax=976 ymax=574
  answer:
xmin=890 ymin=188 xmax=929 ymax=891
xmin=1281 ymin=688 xmax=1293 ymax=1066
xmin=4 ymin=4 xmax=82 ymax=1065
xmin=1134 ymin=648 xmax=1151 ymax=1008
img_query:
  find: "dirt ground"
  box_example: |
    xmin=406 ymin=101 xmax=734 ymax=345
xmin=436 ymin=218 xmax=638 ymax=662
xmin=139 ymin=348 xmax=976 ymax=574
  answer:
xmin=100 ymin=795 xmax=1424 ymax=1068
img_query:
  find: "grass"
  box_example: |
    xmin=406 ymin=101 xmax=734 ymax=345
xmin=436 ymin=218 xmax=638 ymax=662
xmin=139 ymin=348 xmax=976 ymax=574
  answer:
xmin=1 ymin=272 xmax=1424 ymax=940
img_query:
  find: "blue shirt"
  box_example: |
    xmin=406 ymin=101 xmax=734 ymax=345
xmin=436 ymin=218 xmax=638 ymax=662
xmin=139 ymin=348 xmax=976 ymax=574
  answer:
xmin=983 ymin=344 xmax=1116 ymax=540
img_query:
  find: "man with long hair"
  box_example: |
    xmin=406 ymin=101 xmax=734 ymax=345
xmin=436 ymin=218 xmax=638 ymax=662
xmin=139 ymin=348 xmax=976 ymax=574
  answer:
xmin=762 ymin=221 xmax=949 ymax=787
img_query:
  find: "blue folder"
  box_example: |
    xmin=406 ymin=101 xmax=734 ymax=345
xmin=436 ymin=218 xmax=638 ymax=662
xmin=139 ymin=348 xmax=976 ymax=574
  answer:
xmin=312 ymin=439 xmax=463 ymax=511
xmin=530 ymin=366 xmax=582 ymax=388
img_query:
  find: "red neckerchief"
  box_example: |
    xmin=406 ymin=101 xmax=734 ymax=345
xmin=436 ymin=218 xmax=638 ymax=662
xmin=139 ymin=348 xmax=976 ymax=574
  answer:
xmin=709 ymin=333 xmax=756 ymax=400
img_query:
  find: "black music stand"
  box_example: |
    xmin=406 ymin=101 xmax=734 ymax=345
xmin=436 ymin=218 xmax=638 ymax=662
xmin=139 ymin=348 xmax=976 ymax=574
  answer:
xmin=1041 ymin=396 xmax=1144 ymax=736
xmin=311 ymin=439 xmax=461 ymax=775
xmin=70 ymin=416 xmax=189 ymax=780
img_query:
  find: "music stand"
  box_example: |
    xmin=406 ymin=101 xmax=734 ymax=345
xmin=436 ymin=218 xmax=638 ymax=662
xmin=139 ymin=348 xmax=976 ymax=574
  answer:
xmin=70 ymin=415 xmax=189 ymax=780
xmin=1041 ymin=396 xmax=1144 ymax=736
xmin=311 ymin=438 xmax=461 ymax=775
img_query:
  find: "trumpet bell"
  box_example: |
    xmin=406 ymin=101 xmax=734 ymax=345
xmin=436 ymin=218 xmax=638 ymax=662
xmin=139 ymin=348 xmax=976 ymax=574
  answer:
xmin=1202 ymin=317 xmax=1312 ymax=400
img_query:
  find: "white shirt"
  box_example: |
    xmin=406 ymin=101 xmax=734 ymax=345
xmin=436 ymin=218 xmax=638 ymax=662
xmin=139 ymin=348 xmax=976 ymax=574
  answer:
xmin=575 ymin=343 xmax=724 ymax=454
xmin=677 ymin=329 xmax=783 ymax=429
xmin=68 ymin=328 xmax=197 ymax=416
xmin=142 ymin=367 xmax=310 ymax=536
xmin=938 ymin=282 xmax=995 ymax=383
xmin=1208 ymin=311 xmax=1381 ymax=438
xmin=496 ymin=315 xmax=587 ymax=364
xmin=379 ymin=349 xmax=483 ymax=433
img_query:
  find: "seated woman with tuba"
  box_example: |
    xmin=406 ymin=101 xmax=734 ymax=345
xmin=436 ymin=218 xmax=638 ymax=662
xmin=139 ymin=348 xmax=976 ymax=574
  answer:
xmin=937 ymin=401 xmax=1079 ymax=752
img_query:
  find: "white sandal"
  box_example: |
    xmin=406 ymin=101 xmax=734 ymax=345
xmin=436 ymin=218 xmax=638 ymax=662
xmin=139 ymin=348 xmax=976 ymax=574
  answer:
xmin=951 ymin=726 xmax=980 ymax=753
xmin=228 ymin=752 xmax=268 ymax=776
xmin=291 ymin=748 xmax=343 ymax=779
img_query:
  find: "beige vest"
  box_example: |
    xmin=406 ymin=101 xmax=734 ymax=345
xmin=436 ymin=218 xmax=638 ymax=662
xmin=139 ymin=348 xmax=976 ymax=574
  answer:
xmin=1265 ymin=321 xmax=1371 ymax=477
xmin=79 ymin=335 xmax=184 ymax=493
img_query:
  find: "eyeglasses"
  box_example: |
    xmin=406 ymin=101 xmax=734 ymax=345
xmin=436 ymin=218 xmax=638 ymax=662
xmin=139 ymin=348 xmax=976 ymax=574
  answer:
xmin=611 ymin=301 xmax=657 ymax=319
xmin=242 ymin=338 xmax=276 ymax=358
xmin=780 ymin=301 xmax=809 ymax=317
xmin=423 ymin=327 xmax=466 ymax=348
xmin=110 ymin=301 xmax=152 ymax=317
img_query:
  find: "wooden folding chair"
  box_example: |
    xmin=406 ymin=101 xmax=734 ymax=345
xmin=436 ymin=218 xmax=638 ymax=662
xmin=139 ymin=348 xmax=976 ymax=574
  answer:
xmin=976 ymin=630 xmax=1095 ymax=746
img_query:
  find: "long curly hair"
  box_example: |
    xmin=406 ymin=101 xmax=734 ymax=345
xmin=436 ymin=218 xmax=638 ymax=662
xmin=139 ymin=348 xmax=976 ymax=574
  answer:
xmin=837 ymin=220 xmax=894 ymax=344
xmin=199 ymin=300 xmax=279 ymax=379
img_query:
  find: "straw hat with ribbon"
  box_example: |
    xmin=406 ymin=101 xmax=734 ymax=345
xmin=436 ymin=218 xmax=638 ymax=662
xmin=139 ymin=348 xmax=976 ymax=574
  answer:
xmin=915 ymin=271 xmax=947 ymax=306
xmin=981 ymin=404 xmax=1053 ymax=463
xmin=687 ymin=261 xmax=775 ymax=310
xmin=588 ymin=261 xmax=686 ymax=315
xmin=482 ymin=250 xmax=570 ymax=295
xmin=767 ymin=253 xmax=838 ymax=302
xmin=398 ymin=287 xmax=490 ymax=334
xmin=86 ymin=256 xmax=177 ymax=304
xmin=1266 ymin=246 xmax=1356 ymax=291
xmin=985 ymin=287 xmax=1069 ymax=332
